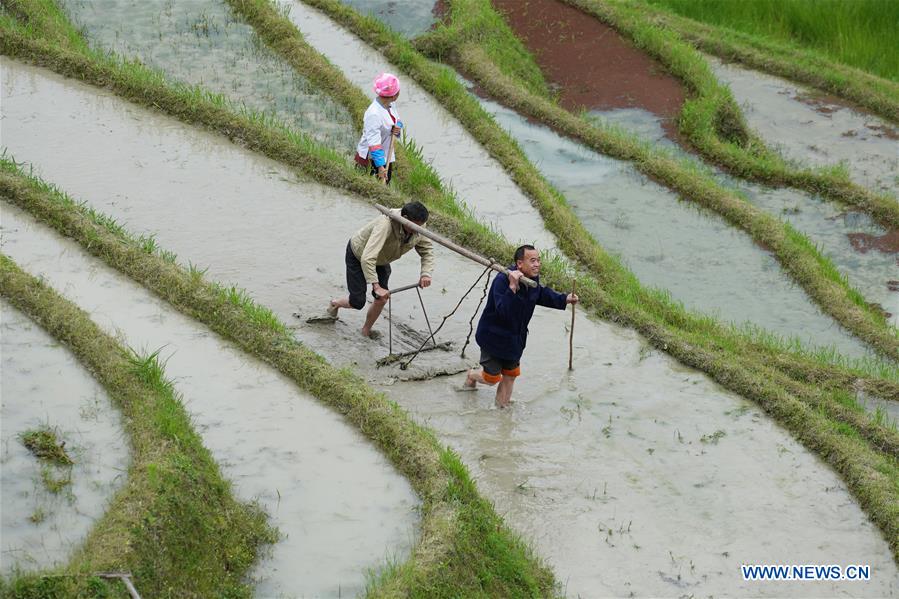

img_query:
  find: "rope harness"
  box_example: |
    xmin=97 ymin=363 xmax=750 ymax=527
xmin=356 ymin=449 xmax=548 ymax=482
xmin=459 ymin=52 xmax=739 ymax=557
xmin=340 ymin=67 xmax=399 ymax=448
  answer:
xmin=387 ymin=263 xmax=494 ymax=371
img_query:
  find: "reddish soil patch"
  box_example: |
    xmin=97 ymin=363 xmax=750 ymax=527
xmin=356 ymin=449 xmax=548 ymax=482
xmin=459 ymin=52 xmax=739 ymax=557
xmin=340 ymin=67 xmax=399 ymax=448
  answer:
xmin=868 ymin=122 xmax=899 ymax=141
xmin=492 ymin=0 xmax=687 ymax=139
xmin=432 ymin=0 xmax=448 ymax=23
xmin=847 ymin=229 xmax=899 ymax=254
xmin=792 ymin=91 xmax=899 ymax=141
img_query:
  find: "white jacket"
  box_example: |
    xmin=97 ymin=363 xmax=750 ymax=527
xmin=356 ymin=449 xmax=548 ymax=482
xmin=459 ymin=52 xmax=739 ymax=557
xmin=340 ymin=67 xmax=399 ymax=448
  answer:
xmin=355 ymin=100 xmax=400 ymax=164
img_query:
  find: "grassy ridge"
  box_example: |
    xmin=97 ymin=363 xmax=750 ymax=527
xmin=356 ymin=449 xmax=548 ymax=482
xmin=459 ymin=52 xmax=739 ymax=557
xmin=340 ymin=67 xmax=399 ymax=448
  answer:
xmin=294 ymin=0 xmax=899 ymax=360
xmin=640 ymin=0 xmax=899 ymax=83
xmin=4 ymin=160 xmax=898 ymax=567
xmin=3 ymin=16 xmax=899 ymax=570
xmin=0 ymin=255 xmax=275 ymax=598
xmin=0 ymin=157 xmax=557 ymax=595
xmin=223 ymin=0 xmax=458 ymax=221
xmin=292 ymin=0 xmax=899 ymax=375
xmin=561 ymin=0 xmax=899 ymax=228
xmin=628 ymin=1 xmax=899 ymax=124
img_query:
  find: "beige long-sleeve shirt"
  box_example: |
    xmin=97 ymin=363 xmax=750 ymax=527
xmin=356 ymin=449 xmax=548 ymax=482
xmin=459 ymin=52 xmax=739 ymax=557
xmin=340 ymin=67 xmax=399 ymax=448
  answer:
xmin=350 ymin=209 xmax=435 ymax=284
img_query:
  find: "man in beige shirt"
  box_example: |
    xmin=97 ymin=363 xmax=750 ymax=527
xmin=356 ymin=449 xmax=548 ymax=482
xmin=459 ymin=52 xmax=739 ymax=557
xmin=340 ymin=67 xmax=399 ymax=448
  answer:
xmin=329 ymin=202 xmax=435 ymax=338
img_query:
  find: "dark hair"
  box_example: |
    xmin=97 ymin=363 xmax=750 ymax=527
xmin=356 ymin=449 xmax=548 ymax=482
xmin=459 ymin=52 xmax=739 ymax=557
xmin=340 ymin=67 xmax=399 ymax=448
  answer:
xmin=513 ymin=244 xmax=536 ymax=263
xmin=401 ymin=201 xmax=429 ymax=223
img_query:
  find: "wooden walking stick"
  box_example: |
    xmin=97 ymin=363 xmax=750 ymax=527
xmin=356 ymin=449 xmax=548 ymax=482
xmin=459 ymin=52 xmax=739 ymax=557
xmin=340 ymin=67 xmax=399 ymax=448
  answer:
xmin=568 ymin=279 xmax=576 ymax=370
xmin=382 ymin=117 xmax=396 ymax=185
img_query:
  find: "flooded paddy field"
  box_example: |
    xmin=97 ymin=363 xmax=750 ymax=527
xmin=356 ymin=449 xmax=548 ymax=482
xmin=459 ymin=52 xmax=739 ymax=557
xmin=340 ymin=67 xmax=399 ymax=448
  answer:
xmin=707 ymin=56 xmax=899 ymax=199
xmin=336 ymin=0 xmax=440 ymax=38
xmin=0 ymin=302 xmax=128 ymax=575
xmin=471 ymin=91 xmax=874 ymax=357
xmin=2 ymin=58 xmax=895 ymax=597
xmin=585 ymin=99 xmax=898 ymax=328
xmin=0 ymin=202 xmax=419 ymax=596
xmin=59 ymin=0 xmax=356 ymax=149
xmin=275 ymin=0 xmax=557 ymax=251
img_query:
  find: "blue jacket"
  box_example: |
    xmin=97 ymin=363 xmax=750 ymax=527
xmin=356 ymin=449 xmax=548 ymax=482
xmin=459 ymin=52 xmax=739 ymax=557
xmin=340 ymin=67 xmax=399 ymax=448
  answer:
xmin=475 ymin=269 xmax=569 ymax=361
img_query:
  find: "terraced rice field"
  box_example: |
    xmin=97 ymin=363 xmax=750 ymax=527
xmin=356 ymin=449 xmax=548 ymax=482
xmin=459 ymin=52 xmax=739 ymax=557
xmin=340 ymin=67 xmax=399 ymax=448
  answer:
xmin=2 ymin=0 xmax=897 ymax=596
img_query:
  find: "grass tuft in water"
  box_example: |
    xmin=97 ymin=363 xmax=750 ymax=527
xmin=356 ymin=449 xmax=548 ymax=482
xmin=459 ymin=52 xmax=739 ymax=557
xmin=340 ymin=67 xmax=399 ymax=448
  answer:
xmin=20 ymin=426 xmax=74 ymax=466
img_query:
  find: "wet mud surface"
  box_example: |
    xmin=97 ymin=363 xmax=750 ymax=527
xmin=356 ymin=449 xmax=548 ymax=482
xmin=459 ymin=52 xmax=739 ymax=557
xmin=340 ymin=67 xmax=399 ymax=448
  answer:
xmin=1 ymin=301 xmax=128 ymax=575
xmin=707 ymin=56 xmax=899 ymax=198
xmin=59 ymin=0 xmax=356 ymax=149
xmin=277 ymin=0 xmax=557 ymax=251
xmin=0 ymin=207 xmax=419 ymax=594
xmin=337 ymin=0 xmax=439 ymax=38
xmin=848 ymin=229 xmax=899 ymax=255
xmin=467 ymin=87 xmax=875 ymax=357
xmin=3 ymin=60 xmax=896 ymax=596
xmin=493 ymin=0 xmax=686 ymax=141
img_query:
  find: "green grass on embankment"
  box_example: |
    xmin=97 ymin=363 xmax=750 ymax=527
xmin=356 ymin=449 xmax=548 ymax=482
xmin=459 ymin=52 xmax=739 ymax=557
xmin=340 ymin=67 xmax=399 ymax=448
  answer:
xmin=3 ymin=160 xmax=899 ymax=570
xmin=0 ymin=161 xmax=558 ymax=596
xmin=414 ymin=0 xmax=899 ymax=360
xmin=300 ymin=0 xmax=899 ymax=363
xmin=223 ymin=0 xmax=456 ymax=221
xmin=560 ymin=0 xmax=899 ymax=225
xmin=5 ymin=1 xmax=899 ymax=563
xmin=640 ymin=0 xmax=899 ymax=84
xmin=627 ymin=0 xmax=899 ymax=124
xmin=0 ymin=255 xmax=276 ymax=598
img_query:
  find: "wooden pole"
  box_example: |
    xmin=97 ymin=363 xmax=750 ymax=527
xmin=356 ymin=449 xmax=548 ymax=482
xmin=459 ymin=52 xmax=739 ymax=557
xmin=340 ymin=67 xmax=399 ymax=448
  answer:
xmin=97 ymin=573 xmax=141 ymax=599
xmin=382 ymin=120 xmax=395 ymax=186
xmin=387 ymin=281 xmax=422 ymax=295
xmin=374 ymin=204 xmax=538 ymax=288
xmin=568 ymin=280 xmax=576 ymax=370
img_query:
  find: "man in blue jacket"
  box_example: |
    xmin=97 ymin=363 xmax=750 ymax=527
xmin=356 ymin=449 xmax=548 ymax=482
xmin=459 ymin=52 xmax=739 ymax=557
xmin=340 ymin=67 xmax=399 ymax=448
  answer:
xmin=463 ymin=245 xmax=579 ymax=407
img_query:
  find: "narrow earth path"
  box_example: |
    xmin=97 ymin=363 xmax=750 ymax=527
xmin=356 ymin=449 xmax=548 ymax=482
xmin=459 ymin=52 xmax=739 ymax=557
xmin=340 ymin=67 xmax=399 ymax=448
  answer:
xmin=0 ymin=201 xmax=419 ymax=597
xmin=4 ymin=60 xmax=894 ymax=597
xmin=0 ymin=302 xmax=128 ymax=575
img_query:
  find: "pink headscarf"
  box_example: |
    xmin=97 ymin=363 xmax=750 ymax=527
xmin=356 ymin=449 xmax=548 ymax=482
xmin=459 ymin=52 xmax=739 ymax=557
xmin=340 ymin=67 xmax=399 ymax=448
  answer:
xmin=373 ymin=73 xmax=400 ymax=97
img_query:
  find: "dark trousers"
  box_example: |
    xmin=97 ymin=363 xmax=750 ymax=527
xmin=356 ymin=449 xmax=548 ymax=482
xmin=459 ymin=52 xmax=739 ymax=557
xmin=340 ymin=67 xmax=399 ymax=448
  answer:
xmin=345 ymin=241 xmax=391 ymax=310
xmin=354 ymin=154 xmax=394 ymax=185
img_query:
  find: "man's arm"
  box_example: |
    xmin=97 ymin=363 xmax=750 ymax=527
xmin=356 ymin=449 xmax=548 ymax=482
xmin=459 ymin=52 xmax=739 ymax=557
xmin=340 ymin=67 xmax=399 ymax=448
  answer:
xmin=536 ymin=285 xmax=571 ymax=310
xmin=414 ymin=236 xmax=435 ymax=286
xmin=493 ymin=274 xmax=526 ymax=320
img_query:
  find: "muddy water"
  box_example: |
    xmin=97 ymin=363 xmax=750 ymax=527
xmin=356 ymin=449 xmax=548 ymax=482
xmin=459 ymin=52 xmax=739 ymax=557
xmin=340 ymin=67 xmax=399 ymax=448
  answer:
xmin=4 ymin=60 xmax=896 ymax=597
xmin=722 ymin=177 xmax=899 ymax=328
xmin=337 ymin=0 xmax=438 ymax=38
xmin=588 ymin=106 xmax=899 ymax=327
xmin=0 ymin=302 xmax=128 ymax=575
xmin=0 ymin=206 xmax=419 ymax=596
xmin=468 ymin=91 xmax=875 ymax=357
xmin=707 ymin=56 xmax=899 ymax=198
xmin=276 ymin=0 xmax=557 ymax=251
xmin=58 ymin=0 xmax=355 ymax=149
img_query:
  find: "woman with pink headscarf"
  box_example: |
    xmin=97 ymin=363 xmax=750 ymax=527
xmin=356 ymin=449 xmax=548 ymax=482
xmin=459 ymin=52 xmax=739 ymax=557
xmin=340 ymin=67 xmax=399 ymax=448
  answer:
xmin=354 ymin=72 xmax=403 ymax=185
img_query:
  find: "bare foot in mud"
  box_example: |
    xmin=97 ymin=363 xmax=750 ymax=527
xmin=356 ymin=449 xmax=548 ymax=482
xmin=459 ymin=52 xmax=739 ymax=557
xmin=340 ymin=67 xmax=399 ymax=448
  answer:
xmin=495 ymin=398 xmax=512 ymax=409
xmin=362 ymin=328 xmax=382 ymax=340
xmin=326 ymin=300 xmax=339 ymax=318
xmin=464 ymin=371 xmax=477 ymax=388
xmin=457 ymin=371 xmax=478 ymax=392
